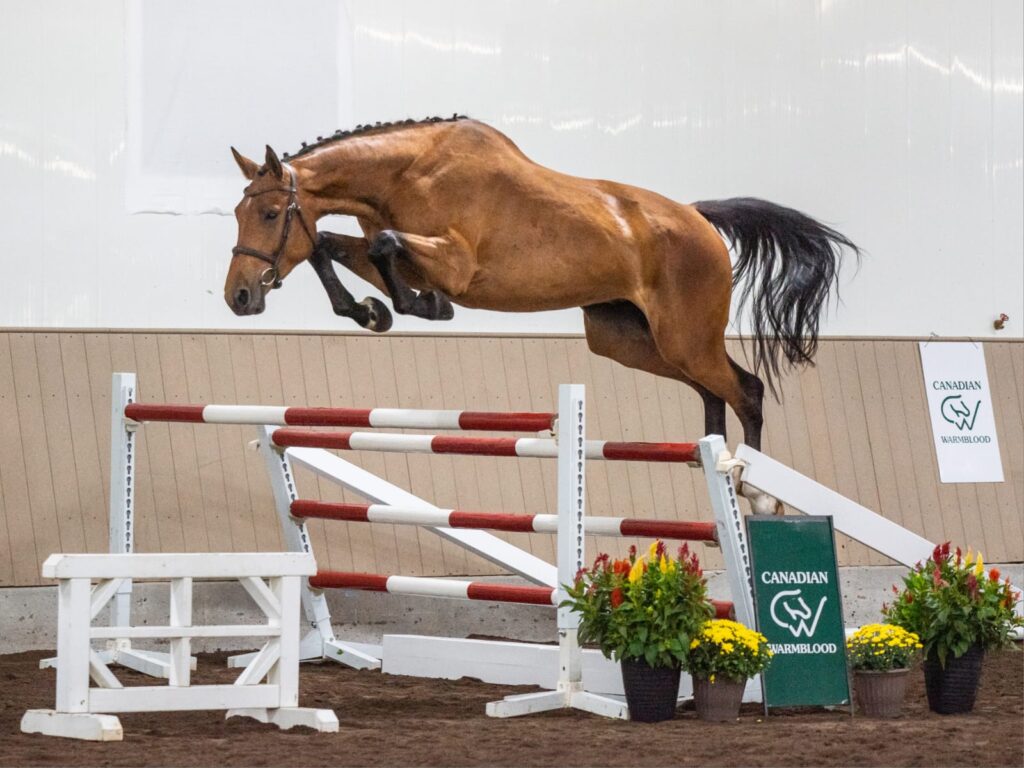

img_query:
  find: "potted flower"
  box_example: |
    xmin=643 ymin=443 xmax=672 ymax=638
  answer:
xmin=562 ymin=541 xmax=713 ymax=722
xmin=884 ymin=542 xmax=1023 ymax=714
xmin=845 ymin=623 xmax=922 ymax=717
xmin=684 ymin=619 xmax=772 ymax=721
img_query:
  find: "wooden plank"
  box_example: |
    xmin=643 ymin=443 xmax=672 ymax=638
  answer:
xmin=157 ymin=335 xmax=208 ymax=552
xmin=0 ymin=335 xmax=36 ymax=584
xmin=984 ymin=343 xmax=1022 ymax=561
xmin=366 ymin=336 xmax=424 ymax=576
xmin=893 ymin=342 xmax=958 ymax=547
xmin=456 ymin=338 xmax=518 ymax=574
xmin=811 ymin=342 xmax=871 ymax=565
xmin=57 ymin=334 xmax=106 ymax=553
xmin=231 ymin=334 xmax=282 ymax=552
xmin=180 ymin=335 xmax=232 ymax=553
xmin=83 ymin=335 xmax=113 ymax=511
xmin=872 ymin=342 xmax=929 ymax=542
xmin=853 ymin=340 xmax=906 ymax=565
xmin=342 ymin=336 xmax=400 ymax=574
xmin=133 ymin=334 xmax=186 ymax=552
xmin=478 ymin=337 xmax=534 ymax=569
xmin=520 ymin=337 xmax=558 ymax=565
xmin=498 ymin=338 xmax=551 ymax=568
xmin=204 ymin=335 xmax=258 ymax=552
xmin=407 ymin=337 xmax=466 ymax=575
xmin=9 ymin=333 xmax=63 ymax=576
xmin=390 ymin=336 xmax=444 ymax=576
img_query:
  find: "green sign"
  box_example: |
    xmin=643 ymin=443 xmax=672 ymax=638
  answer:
xmin=746 ymin=516 xmax=851 ymax=709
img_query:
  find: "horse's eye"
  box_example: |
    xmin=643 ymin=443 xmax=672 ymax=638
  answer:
xmin=264 ymin=210 xmax=278 ymax=221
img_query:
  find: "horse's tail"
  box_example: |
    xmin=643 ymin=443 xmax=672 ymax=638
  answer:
xmin=692 ymin=197 xmax=858 ymax=396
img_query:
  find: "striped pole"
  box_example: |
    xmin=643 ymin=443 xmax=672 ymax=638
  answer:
xmin=291 ymin=500 xmax=718 ymax=543
xmin=124 ymin=403 xmax=555 ymax=433
xmin=309 ymin=571 xmax=735 ymax=619
xmin=271 ymin=429 xmax=700 ymax=464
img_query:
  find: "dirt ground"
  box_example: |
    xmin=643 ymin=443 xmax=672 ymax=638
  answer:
xmin=1 ymin=647 xmax=1021 ymax=768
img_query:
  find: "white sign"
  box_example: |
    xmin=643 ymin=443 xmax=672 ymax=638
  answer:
xmin=919 ymin=342 xmax=1004 ymax=483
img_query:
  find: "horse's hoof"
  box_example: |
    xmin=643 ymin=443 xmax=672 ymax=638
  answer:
xmin=360 ymin=297 xmax=393 ymax=333
xmin=428 ymin=291 xmax=455 ymax=321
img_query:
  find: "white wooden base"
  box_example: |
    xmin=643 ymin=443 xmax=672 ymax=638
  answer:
xmin=486 ymin=687 xmax=630 ymax=719
xmin=21 ymin=710 xmax=124 ymax=742
xmin=226 ymin=707 xmax=339 ymax=732
xmin=41 ymin=646 xmax=197 ymax=679
xmin=226 ymin=631 xmax=382 ymax=671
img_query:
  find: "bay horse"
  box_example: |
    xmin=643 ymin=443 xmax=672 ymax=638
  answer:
xmin=225 ymin=116 xmax=857 ymax=453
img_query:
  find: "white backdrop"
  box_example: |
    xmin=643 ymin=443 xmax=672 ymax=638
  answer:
xmin=0 ymin=0 xmax=1021 ymax=336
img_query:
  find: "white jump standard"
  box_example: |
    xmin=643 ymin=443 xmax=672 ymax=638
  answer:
xmin=21 ymin=552 xmax=337 ymax=741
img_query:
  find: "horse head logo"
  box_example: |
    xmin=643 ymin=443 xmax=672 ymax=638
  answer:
xmin=769 ymin=590 xmax=828 ymax=638
xmin=940 ymin=395 xmax=981 ymax=431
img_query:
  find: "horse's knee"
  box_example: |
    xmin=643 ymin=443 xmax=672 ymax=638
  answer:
xmin=368 ymin=231 xmax=402 ymax=263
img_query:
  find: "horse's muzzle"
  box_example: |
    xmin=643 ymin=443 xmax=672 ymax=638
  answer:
xmin=227 ymin=284 xmax=266 ymax=316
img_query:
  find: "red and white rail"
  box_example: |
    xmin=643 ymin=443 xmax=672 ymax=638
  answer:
xmin=270 ymin=429 xmax=700 ymax=464
xmin=124 ymin=403 xmax=555 ymax=432
xmin=291 ymin=500 xmax=718 ymax=542
xmin=309 ymin=570 xmax=735 ymax=619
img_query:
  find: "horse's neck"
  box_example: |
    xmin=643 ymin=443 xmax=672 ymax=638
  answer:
xmin=297 ymin=139 xmax=415 ymax=221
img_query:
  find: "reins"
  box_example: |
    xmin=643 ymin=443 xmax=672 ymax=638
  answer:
xmin=231 ymin=165 xmax=317 ymax=289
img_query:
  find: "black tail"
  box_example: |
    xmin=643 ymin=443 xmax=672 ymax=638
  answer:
xmin=693 ymin=197 xmax=858 ymax=396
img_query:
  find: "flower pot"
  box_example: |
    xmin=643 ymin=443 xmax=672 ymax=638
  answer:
xmin=923 ymin=645 xmax=984 ymax=714
xmin=620 ymin=658 xmax=681 ymax=722
xmin=853 ymin=668 xmax=911 ymax=718
xmin=692 ymin=675 xmax=746 ymax=722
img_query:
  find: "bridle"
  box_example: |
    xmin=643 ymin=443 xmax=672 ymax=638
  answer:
xmin=231 ymin=165 xmax=317 ymax=289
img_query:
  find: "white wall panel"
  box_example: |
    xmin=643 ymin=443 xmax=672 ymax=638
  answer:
xmin=0 ymin=0 xmax=1020 ymax=337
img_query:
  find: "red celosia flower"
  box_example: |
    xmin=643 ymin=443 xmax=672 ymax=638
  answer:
xmin=628 ymin=544 xmax=637 ymax=559
xmin=655 ymin=540 xmax=666 ymax=558
xmin=932 ymin=567 xmax=944 ymax=587
xmin=612 ymin=559 xmax=630 ymax=576
xmin=940 ymin=541 xmax=951 ymax=559
xmin=989 ymin=568 xmax=1000 ymax=581
xmin=932 ymin=544 xmax=943 ymax=562
xmin=905 ymin=593 xmax=913 ymax=604
xmin=610 ymin=587 xmax=624 ymax=608
xmin=966 ymin=573 xmax=979 ymax=600
xmin=955 ymin=546 xmax=962 ymax=564
xmin=891 ymin=584 xmax=898 ymax=594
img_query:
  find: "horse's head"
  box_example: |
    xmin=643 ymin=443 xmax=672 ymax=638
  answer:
xmin=225 ymin=146 xmax=317 ymax=315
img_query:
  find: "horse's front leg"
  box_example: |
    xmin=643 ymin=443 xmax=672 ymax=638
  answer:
xmin=309 ymin=237 xmax=392 ymax=332
xmin=367 ymin=231 xmax=458 ymax=321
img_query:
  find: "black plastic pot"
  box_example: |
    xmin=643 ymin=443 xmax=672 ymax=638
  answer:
xmin=620 ymin=658 xmax=681 ymax=723
xmin=923 ymin=645 xmax=984 ymax=714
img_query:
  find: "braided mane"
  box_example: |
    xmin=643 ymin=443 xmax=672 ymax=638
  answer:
xmin=282 ymin=114 xmax=470 ymax=160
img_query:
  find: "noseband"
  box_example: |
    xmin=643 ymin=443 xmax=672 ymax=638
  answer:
xmin=231 ymin=165 xmax=317 ymax=289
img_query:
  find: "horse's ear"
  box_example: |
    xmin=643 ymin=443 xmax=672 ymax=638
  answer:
xmin=231 ymin=147 xmax=258 ymax=180
xmin=265 ymin=145 xmax=284 ymax=179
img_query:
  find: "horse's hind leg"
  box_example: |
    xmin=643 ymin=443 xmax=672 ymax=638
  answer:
xmin=582 ymin=302 xmax=728 ymax=440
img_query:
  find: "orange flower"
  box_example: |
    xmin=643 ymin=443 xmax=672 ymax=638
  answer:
xmin=610 ymin=587 xmax=624 ymax=608
xmin=989 ymin=568 xmax=1000 ymax=581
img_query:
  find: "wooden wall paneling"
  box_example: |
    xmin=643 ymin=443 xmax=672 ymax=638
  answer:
xmin=156 ymin=334 xmax=209 ymax=552
xmin=892 ymin=343 xmax=957 ymax=546
xmin=203 ymin=335 xmax=258 ymax=552
xmin=985 ymin=343 xmax=1023 ymax=561
xmin=82 ymin=335 xmax=114 ymax=536
xmin=367 ymin=335 xmax=424 ymax=576
xmin=107 ymin=334 xmax=161 ymax=554
xmin=853 ymin=340 xmax=909 ymax=564
xmin=229 ymin=334 xmax=282 ymax=552
xmin=631 ymin=368 xmax=677 ymax=529
xmin=521 ymin=337 xmax=560 ymax=565
xmin=9 ymin=333 xmax=64 ymax=574
xmin=872 ymin=342 xmax=929 ymax=542
xmin=455 ymin=338 xmax=520 ymax=572
xmin=390 ymin=336 xmax=444 ymax=576
xmin=57 ymin=333 xmax=106 ymax=553
xmin=482 ymin=337 xmax=547 ymax=567
xmin=273 ymin=334 xmax=333 ymax=570
xmin=343 ymin=335 xmax=401 ymax=574
xmin=0 ymin=335 xmax=37 ymax=584
xmin=498 ymin=338 xmax=552 ymax=567
xmin=812 ymin=342 xmax=872 ymax=565
xmin=34 ymin=333 xmax=88 ymax=554
xmin=407 ymin=337 xmax=468 ymax=574
xmin=319 ymin=336 xmax=362 ymax=572
xmin=609 ymin=364 xmax=656 ymax=532
xmin=133 ymin=334 xmax=187 ymax=552
xmin=180 ymin=335 xmax=232 ymax=553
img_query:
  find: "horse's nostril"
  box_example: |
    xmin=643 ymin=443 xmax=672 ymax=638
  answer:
xmin=236 ymin=288 xmax=249 ymax=308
